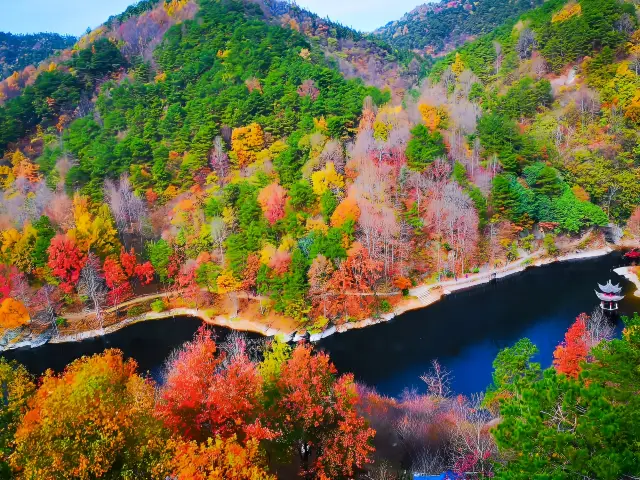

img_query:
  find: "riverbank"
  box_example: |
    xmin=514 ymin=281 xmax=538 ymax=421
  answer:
xmin=0 ymin=245 xmax=628 ymax=352
xmin=347 ymin=246 xmax=617 ymax=337
xmin=49 ymin=308 xmax=295 ymax=345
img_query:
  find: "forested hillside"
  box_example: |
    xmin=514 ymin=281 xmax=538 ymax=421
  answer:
xmin=429 ymin=0 xmax=640 ymax=224
xmin=1 ymin=0 xmax=639 ymax=338
xmin=0 ymin=0 xmax=639 ymax=477
xmin=375 ymin=0 xmax=543 ymax=54
xmin=0 ymin=32 xmax=76 ymax=81
xmin=257 ymin=0 xmax=425 ymax=91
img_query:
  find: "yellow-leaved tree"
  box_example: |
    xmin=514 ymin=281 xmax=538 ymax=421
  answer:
xmin=10 ymin=350 xmax=168 ymax=479
xmin=216 ymin=270 xmax=241 ymax=317
xmin=311 ymin=162 xmax=344 ymax=196
xmin=68 ymin=195 xmax=121 ymax=257
xmin=1 ymin=223 xmax=37 ymax=273
xmin=451 ymin=53 xmax=465 ymax=77
xmin=418 ymin=104 xmax=447 ymax=132
xmin=0 ymin=358 xmax=35 ymax=471
xmin=231 ymin=123 xmax=265 ymax=167
xmin=216 ymin=270 xmax=240 ymax=295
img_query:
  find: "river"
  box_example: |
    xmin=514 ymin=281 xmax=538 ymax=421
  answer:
xmin=3 ymin=252 xmax=638 ymax=397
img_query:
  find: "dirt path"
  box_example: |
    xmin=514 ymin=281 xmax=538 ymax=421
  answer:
xmin=4 ymin=244 xmax=618 ymax=353
xmin=410 ymin=246 xmax=614 ymax=307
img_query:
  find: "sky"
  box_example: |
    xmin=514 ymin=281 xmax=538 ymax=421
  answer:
xmin=0 ymin=0 xmax=423 ymax=36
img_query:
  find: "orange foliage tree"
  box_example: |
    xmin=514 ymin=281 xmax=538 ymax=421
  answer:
xmin=419 ymin=104 xmax=446 ymax=132
xmin=553 ymin=314 xmax=590 ymax=378
xmin=10 ymin=350 xmax=167 ymax=479
xmin=325 ymin=243 xmax=382 ymax=321
xmin=393 ymin=276 xmax=412 ymax=291
xmin=330 ymin=196 xmax=360 ymax=227
xmin=164 ymin=436 xmax=275 ymax=480
xmin=231 ymin=123 xmax=265 ymax=167
xmin=0 ymin=298 xmax=30 ymax=330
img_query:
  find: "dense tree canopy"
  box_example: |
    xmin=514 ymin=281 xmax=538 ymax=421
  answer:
xmin=490 ymin=314 xmax=640 ymax=479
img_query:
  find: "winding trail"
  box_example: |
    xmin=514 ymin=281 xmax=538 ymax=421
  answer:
xmin=409 ymin=247 xmax=613 ymax=308
xmin=0 ymin=245 xmax=619 ymax=352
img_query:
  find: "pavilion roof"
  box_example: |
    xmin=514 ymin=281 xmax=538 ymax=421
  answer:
xmin=598 ymin=280 xmax=622 ymax=294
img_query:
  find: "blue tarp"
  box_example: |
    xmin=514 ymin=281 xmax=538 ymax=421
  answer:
xmin=414 ymin=472 xmax=461 ymax=480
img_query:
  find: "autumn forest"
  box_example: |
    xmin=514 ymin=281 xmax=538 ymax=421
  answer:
xmin=0 ymin=0 xmax=639 ymax=477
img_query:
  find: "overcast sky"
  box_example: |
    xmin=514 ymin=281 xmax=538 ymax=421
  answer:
xmin=0 ymin=0 xmax=422 ymax=36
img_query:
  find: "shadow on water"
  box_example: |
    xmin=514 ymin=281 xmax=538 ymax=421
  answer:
xmin=1 ymin=317 xmax=261 ymax=382
xmin=2 ymin=253 xmax=639 ymax=397
xmin=317 ymin=252 xmax=640 ymax=397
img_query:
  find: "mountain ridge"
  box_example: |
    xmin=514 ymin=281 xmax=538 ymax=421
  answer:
xmin=375 ymin=0 xmax=544 ymax=55
xmin=0 ymin=32 xmax=76 ymax=81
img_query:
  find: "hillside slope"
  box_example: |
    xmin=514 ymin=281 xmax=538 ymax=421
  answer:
xmin=0 ymin=32 xmax=75 ymax=81
xmin=426 ymin=0 xmax=640 ymax=223
xmin=0 ymin=0 xmax=639 ymax=358
xmin=257 ymin=0 xmax=425 ymax=91
xmin=375 ymin=0 xmax=543 ymax=54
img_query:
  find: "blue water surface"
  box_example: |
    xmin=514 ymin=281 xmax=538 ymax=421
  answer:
xmin=3 ymin=253 xmax=637 ymax=398
xmin=318 ymin=253 xmax=636 ymax=397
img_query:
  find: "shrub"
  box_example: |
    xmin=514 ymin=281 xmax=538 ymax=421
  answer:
xmin=543 ymin=234 xmax=559 ymax=256
xmin=379 ymin=300 xmax=392 ymax=313
xmin=150 ymin=299 xmax=166 ymax=313
xmin=126 ymin=305 xmax=146 ymax=318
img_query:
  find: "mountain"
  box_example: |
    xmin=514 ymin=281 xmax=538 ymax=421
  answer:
xmin=0 ymin=32 xmax=76 ymax=80
xmin=103 ymin=0 xmax=426 ymax=90
xmin=256 ymin=0 xmax=425 ymax=91
xmin=1 ymin=0 xmax=638 ymax=334
xmin=375 ymin=0 xmax=544 ymax=54
xmin=0 ymin=0 xmax=640 ymax=477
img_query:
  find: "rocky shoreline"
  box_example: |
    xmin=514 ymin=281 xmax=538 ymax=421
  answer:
xmin=613 ymin=266 xmax=640 ymax=297
xmin=1 ymin=245 xmax=624 ymax=353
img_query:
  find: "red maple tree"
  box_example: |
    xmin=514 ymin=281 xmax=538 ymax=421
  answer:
xmin=0 ymin=264 xmax=19 ymax=300
xmin=134 ymin=262 xmax=155 ymax=285
xmin=103 ymin=257 xmax=127 ymax=289
xmin=47 ymin=235 xmax=86 ymax=293
xmin=156 ymin=328 xmax=272 ymax=443
xmin=120 ymin=248 xmax=138 ymax=278
xmin=553 ymin=314 xmax=590 ymax=378
xmin=268 ymin=343 xmax=375 ymax=477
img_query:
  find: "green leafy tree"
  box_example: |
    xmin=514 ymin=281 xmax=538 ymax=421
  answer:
xmin=320 ymin=190 xmax=338 ymax=222
xmin=477 ymin=113 xmax=522 ymax=173
xmin=491 ymin=315 xmax=640 ymax=479
xmin=406 ymin=124 xmax=446 ymax=171
xmin=289 ymin=180 xmax=315 ymax=210
xmin=491 ymin=174 xmax=518 ymax=218
xmin=147 ymin=239 xmax=172 ymax=282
